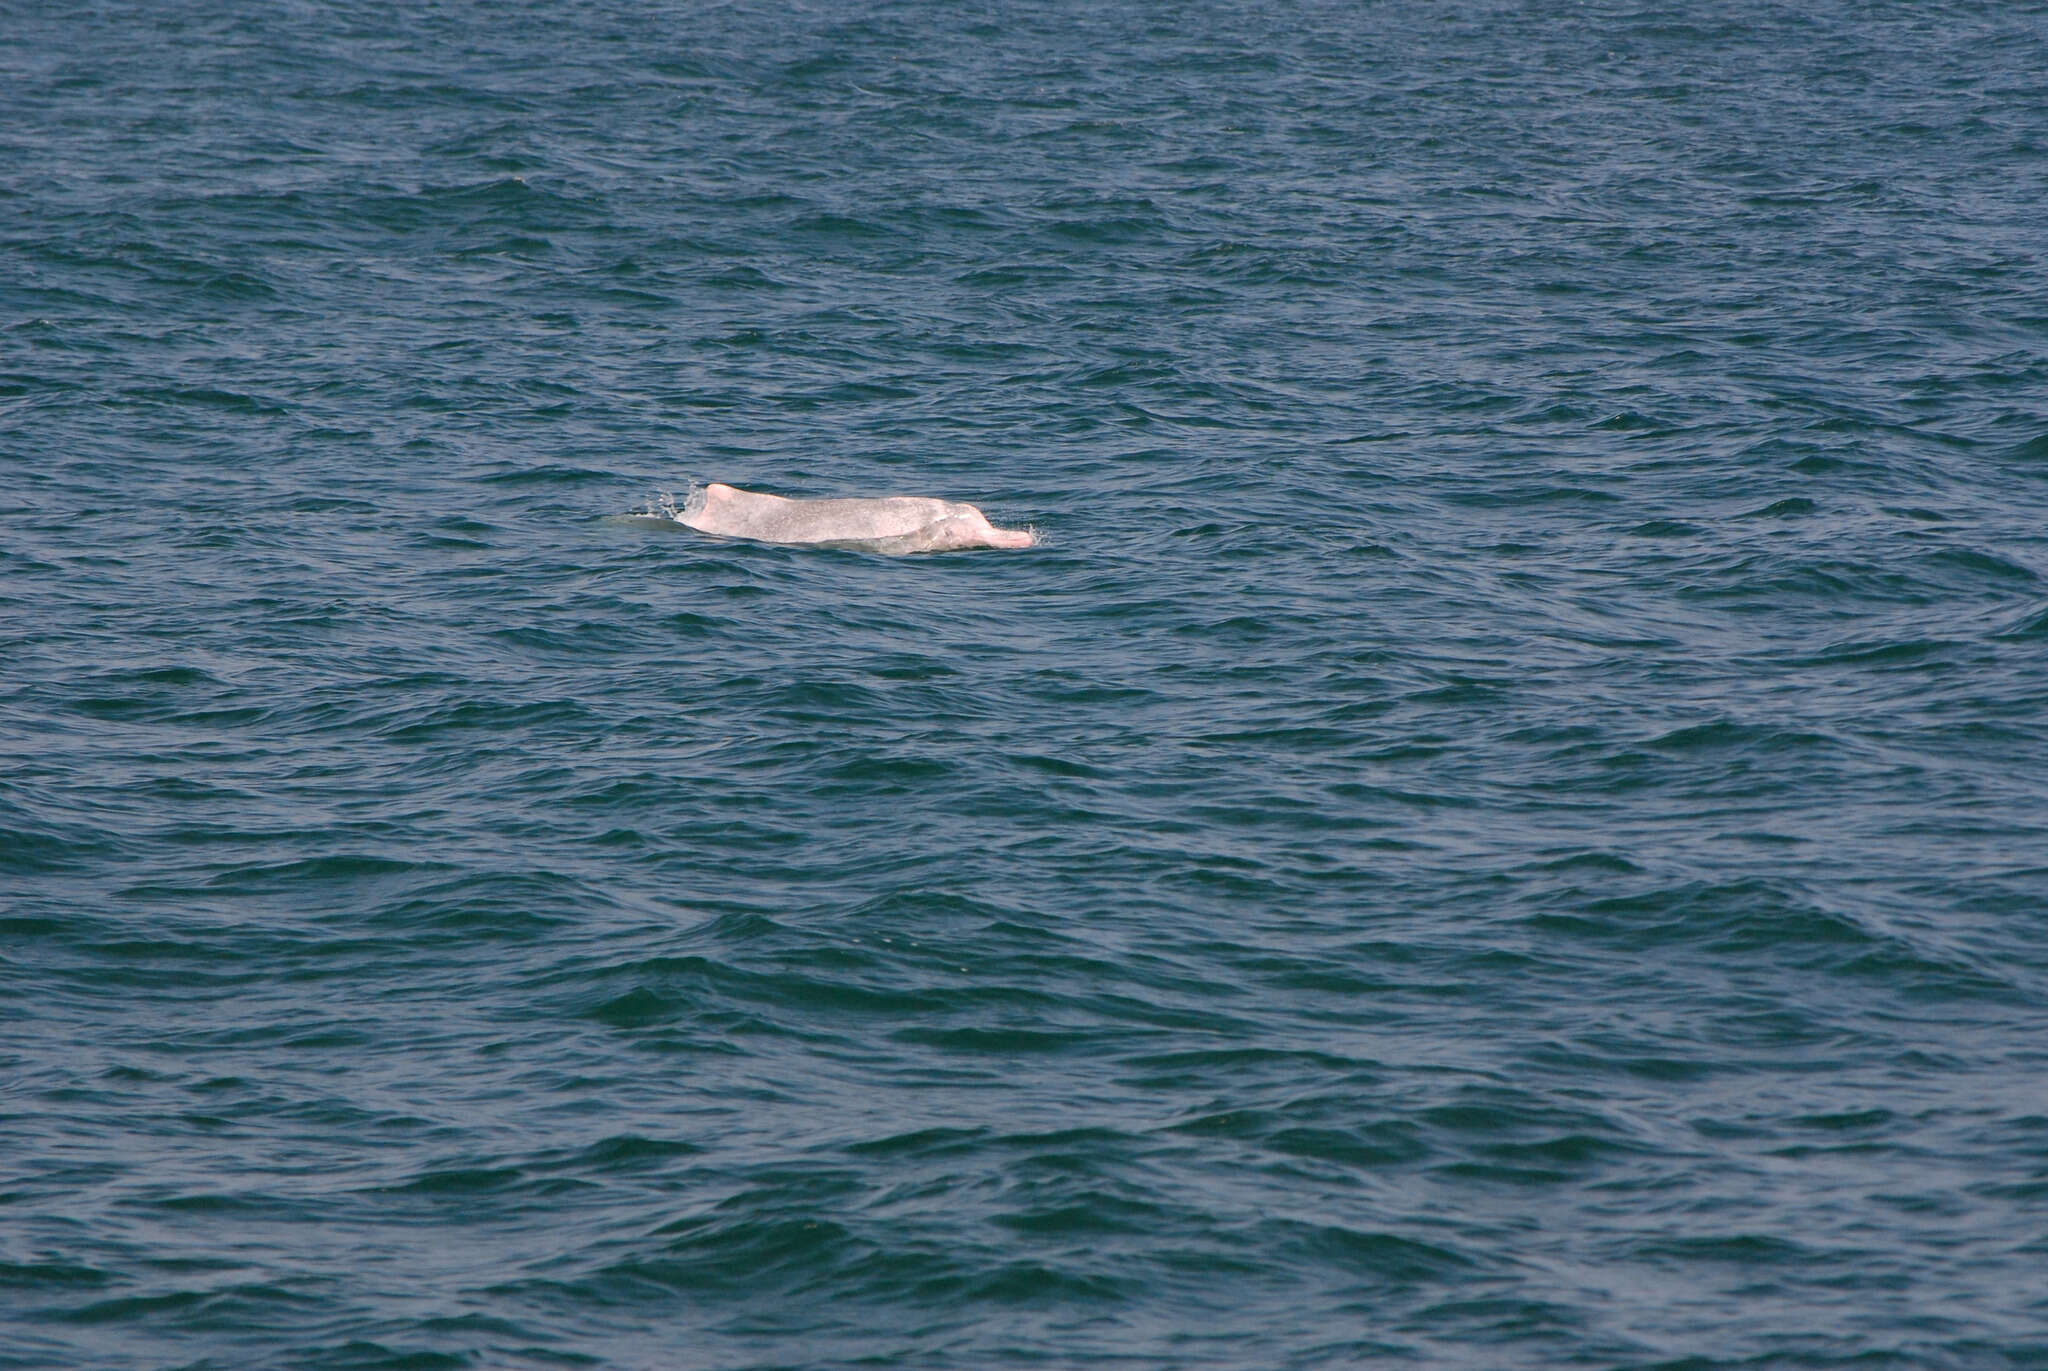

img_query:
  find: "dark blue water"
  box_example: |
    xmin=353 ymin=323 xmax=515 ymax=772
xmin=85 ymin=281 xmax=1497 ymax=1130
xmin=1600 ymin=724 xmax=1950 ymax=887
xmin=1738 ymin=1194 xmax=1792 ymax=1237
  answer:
xmin=7 ymin=2 xmax=2048 ymax=1367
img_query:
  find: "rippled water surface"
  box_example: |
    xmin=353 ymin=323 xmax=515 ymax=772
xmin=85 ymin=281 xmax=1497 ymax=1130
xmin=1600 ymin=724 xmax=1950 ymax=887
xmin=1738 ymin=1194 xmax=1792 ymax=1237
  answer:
xmin=7 ymin=2 xmax=2048 ymax=1367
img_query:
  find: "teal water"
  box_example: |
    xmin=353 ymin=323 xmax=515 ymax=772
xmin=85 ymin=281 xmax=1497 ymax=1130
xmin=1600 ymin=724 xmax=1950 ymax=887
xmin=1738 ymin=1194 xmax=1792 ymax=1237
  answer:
xmin=6 ymin=2 xmax=2048 ymax=1367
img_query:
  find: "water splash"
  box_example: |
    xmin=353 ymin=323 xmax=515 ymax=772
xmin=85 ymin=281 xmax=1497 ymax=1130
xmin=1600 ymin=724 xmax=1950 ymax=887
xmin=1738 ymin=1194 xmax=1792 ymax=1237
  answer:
xmin=636 ymin=485 xmax=706 ymax=524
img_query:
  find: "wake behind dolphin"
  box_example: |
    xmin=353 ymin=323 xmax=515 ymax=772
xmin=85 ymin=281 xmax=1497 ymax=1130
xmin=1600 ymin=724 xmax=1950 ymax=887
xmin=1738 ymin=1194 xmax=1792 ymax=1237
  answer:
xmin=673 ymin=482 xmax=1036 ymax=553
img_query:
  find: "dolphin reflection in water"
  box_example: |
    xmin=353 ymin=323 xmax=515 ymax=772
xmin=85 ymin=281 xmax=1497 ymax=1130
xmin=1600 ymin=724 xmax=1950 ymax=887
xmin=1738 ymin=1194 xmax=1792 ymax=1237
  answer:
xmin=679 ymin=482 xmax=1036 ymax=553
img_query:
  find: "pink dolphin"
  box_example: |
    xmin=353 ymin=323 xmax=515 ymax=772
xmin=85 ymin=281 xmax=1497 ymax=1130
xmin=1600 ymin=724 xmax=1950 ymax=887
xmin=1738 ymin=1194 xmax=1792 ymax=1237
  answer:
xmin=680 ymin=482 xmax=1035 ymax=552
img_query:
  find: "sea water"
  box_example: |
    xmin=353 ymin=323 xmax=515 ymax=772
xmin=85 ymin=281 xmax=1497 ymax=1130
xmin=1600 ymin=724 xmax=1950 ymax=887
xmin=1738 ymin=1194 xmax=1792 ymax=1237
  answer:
xmin=5 ymin=2 xmax=2048 ymax=1367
